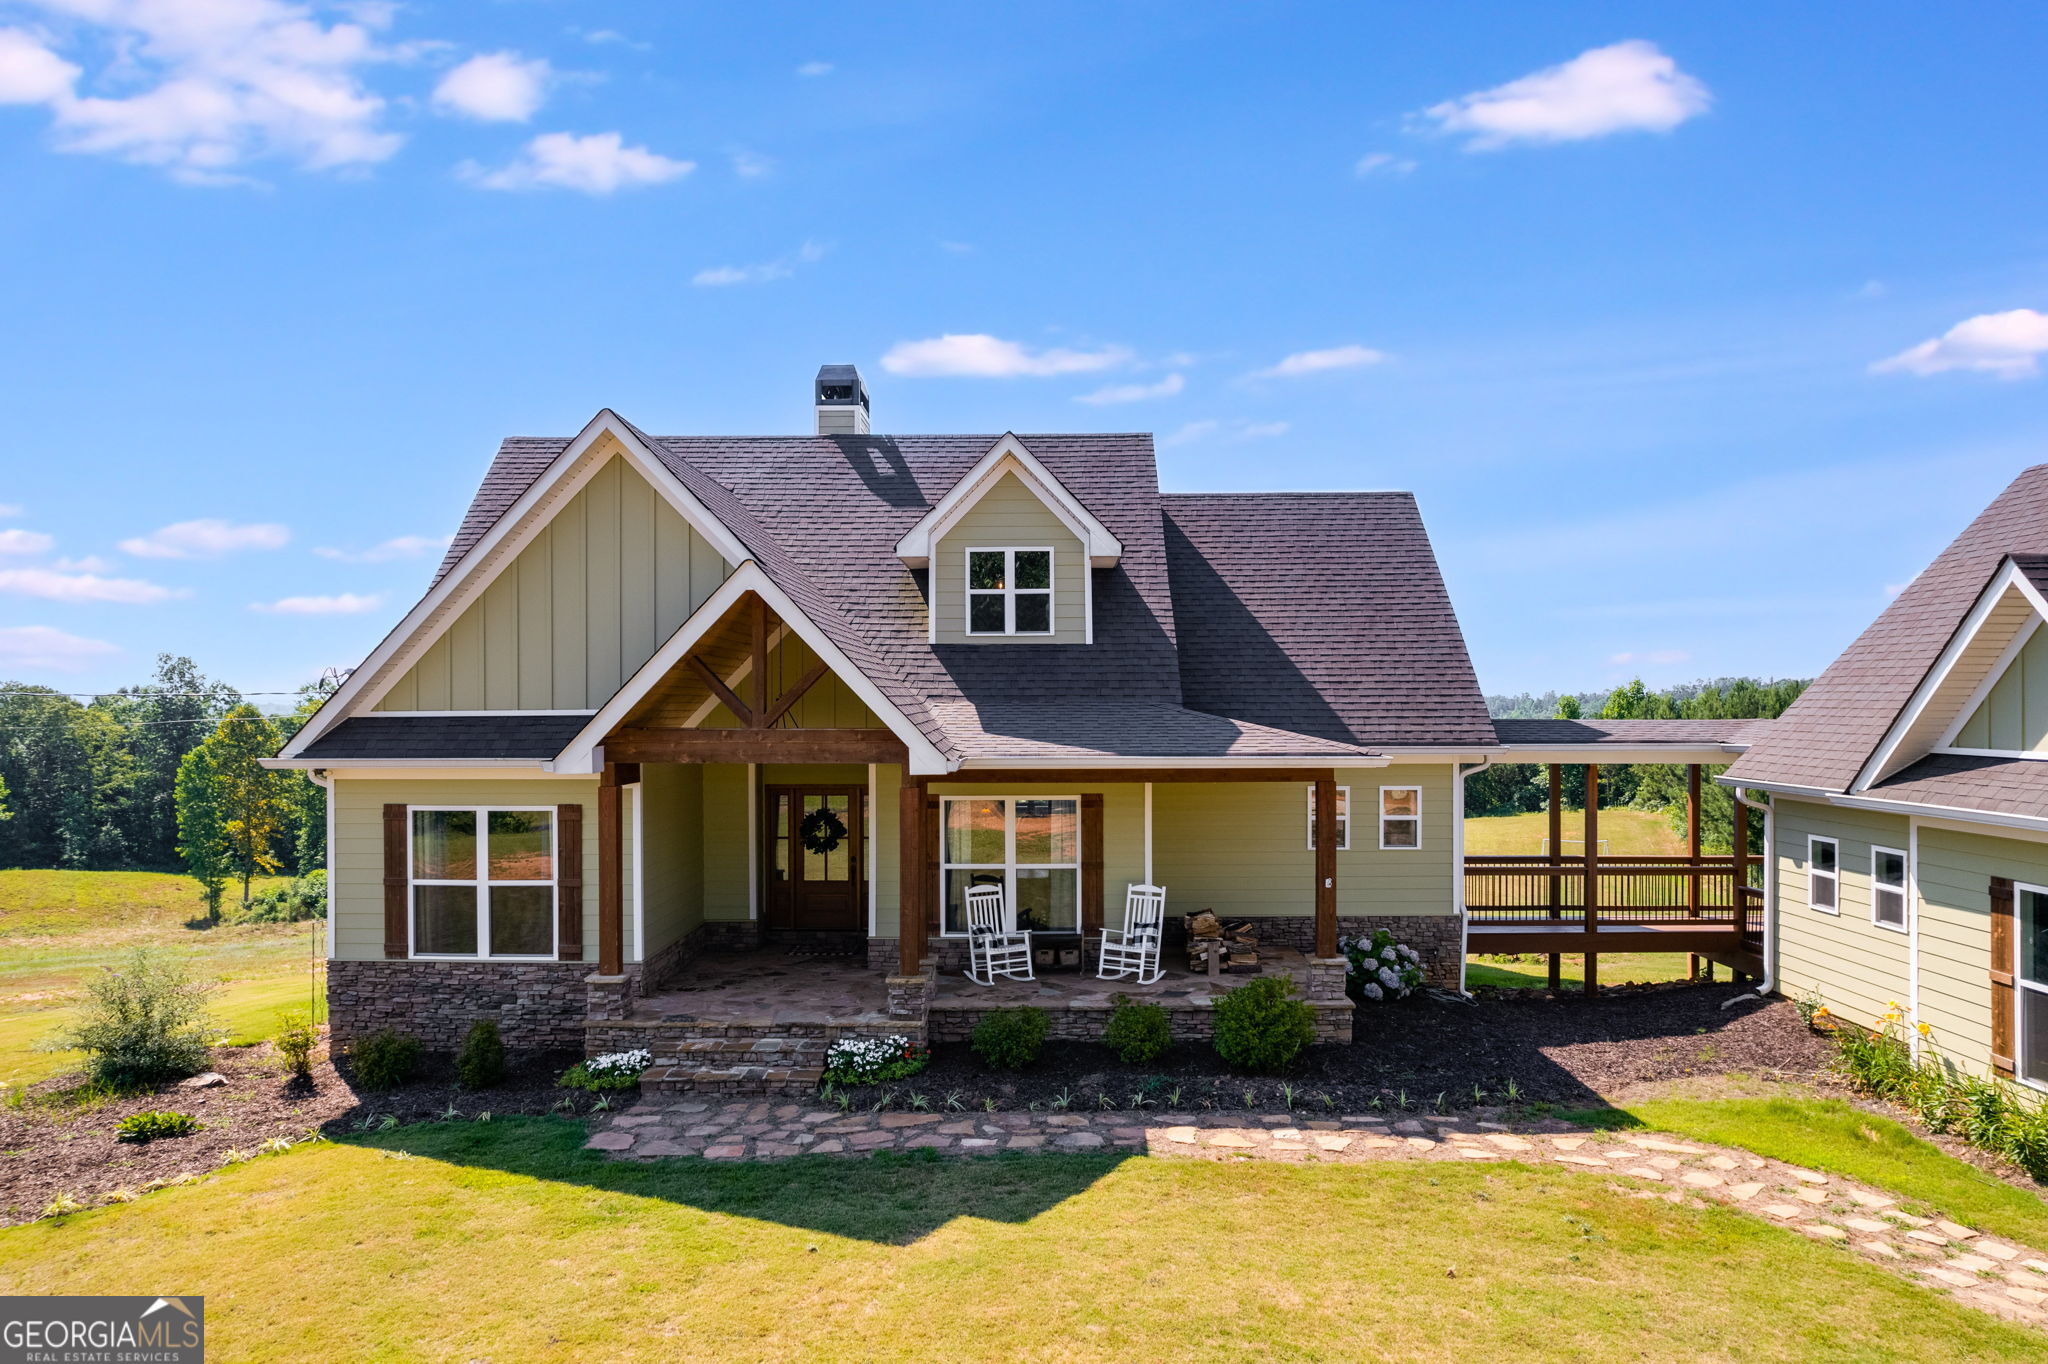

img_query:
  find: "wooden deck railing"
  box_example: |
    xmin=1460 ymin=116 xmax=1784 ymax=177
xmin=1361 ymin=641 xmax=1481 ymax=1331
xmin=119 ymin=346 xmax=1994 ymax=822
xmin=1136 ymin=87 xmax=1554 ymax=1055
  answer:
xmin=1465 ymin=855 xmax=1760 ymax=931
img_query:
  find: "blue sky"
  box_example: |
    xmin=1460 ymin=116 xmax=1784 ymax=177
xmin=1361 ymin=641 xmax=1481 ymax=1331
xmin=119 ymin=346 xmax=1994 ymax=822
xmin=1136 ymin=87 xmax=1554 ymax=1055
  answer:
xmin=2 ymin=2 xmax=2046 ymax=704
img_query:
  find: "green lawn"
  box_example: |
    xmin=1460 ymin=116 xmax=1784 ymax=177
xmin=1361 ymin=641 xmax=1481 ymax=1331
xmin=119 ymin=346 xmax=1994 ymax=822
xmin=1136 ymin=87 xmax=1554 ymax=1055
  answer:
xmin=0 ymin=1119 xmax=2034 ymax=1360
xmin=1583 ymin=1087 xmax=2048 ymax=1249
xmin=1466 ymin=951 xmax=1696 ymax=988
xmin=1465 ymin=807 xmax=1687 ymax=856
xmin=0 ymin=870 xmax=322 ymax=1087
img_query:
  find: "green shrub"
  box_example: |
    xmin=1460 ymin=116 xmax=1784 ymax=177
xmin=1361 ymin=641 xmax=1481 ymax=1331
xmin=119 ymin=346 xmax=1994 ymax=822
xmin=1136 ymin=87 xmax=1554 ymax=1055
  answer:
xmin=456 ymin=1020 xmax=505 ymax=1090
xmin=971 ymin=1007 xmax=1049 ymax=1069
xmin=347 ymin=1029 xmax=422 ymax=1090
xmin=233 ymin=871 xmax=327 ymax=924
xmin=116 ymin=1110 xmax=201 ymax=1142
xmin=1212 ymin=977 xmax=1316 ymax=1073
xmin=274 ymin=1011 xmax=317 ymax=1080
xmin=48 ymin=948 xmax=218 ymax=1090
xmin=1103 ymin=997 xmax=1171 ymax=1065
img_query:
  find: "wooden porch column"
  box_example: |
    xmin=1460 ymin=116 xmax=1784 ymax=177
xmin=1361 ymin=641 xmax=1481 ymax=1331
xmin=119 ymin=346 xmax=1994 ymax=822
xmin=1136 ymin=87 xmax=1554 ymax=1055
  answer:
xmin=597 ymin=762 xmax=628 ymax=977
xmin=898 ymin=776 xmax=925 ymax=975
xmin=1547 ymin=764 xmax=1563 ymax=991
xmin=1313 ymin=776 xmax=1338 ymax=957
xmin=1583 ymin=764 xmax=1599 ymax=997
xmin=1731 ymin=791 xmax=1749 ymax=935
xmin=1081 ymin=794 xmax=1105 ymax=967
xmin=1686 ymin=764 xmax=1702 ymax=915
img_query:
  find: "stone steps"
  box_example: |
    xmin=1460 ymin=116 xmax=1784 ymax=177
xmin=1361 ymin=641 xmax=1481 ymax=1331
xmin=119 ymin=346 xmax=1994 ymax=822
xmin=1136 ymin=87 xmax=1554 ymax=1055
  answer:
xmin=637 ymin=1034 xmax=829 ymax=1097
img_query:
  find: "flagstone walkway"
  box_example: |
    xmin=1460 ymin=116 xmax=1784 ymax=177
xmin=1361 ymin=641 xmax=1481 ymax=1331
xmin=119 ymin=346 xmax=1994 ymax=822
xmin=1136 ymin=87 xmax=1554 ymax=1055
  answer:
xmin=588 ymin=1097 xmax=2048 ymax=1331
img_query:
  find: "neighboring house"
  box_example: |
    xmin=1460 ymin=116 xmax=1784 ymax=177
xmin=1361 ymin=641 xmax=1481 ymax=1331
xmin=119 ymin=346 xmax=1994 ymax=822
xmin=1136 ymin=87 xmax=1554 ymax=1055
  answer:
xmin=269 ymin=365 xmax=1757 ymax=1065
xmin=1727 ymin=465 xmax=2048 ymax=1091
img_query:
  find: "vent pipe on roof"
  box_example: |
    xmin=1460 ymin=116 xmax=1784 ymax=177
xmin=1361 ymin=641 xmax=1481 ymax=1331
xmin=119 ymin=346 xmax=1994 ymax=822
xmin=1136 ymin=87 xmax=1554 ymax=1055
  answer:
xmin=815 ymin=364 xmax=870 ymax=436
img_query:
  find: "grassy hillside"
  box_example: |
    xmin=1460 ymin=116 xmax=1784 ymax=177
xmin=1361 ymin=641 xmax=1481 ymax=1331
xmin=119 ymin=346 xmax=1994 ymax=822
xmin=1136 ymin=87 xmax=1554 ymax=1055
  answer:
xmin=0 ymin=870 xmax=322 ymax=1087
xmin=1464 ymin=807 xmax=1687 ymax=856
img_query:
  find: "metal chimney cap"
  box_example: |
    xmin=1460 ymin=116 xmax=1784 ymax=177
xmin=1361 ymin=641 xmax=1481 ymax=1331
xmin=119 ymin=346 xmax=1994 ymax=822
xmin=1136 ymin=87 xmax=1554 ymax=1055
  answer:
xmin=814 ymin=364 xmax=869 ymax=409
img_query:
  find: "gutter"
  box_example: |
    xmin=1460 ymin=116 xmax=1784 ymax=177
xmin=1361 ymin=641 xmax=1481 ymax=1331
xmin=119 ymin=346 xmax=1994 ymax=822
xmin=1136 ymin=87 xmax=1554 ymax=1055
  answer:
xmin=1721 ymin=786 xmax=1777 ymax=1009
xmin=1455 ymin=757 xmax=1493 ymax=998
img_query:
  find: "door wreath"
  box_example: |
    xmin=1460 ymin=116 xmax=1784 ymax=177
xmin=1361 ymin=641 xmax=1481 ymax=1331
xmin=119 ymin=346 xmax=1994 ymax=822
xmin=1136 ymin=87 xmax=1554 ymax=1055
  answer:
xmin=800 ymin=806 xmax=849 ymax=855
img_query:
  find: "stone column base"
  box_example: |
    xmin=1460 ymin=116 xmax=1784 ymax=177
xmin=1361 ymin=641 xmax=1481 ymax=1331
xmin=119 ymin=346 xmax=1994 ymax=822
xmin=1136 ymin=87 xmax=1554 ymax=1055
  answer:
xmin=585 ymin=973 xmax=631 ymax=1022
xmin=886 ymin=970 xmax=936 ymax=1022
xmin=1306 ymin=956 xmax=1348 ymax=1003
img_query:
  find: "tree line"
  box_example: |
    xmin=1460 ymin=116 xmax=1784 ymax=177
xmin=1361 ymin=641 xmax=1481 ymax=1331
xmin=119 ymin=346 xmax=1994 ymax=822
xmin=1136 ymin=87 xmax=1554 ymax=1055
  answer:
xmin=1471 ymin=676 xmax=1810 ymax=853
xmin=0 ymin=655 xmax=327 ymax=915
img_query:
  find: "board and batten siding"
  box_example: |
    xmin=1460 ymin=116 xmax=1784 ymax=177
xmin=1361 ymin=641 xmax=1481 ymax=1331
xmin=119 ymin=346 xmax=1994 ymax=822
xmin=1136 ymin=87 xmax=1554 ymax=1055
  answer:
xmin=374 ymin=455 xmax=733 ymax=712
xmin=1150 ymin=765 xmax=1455 ymax=918
xmin=1953 ymin=623 xmax=2048 ymax=753
xmin=330 ymin=775 xmax=636 ymax=961
xmin=931 ymin=473 xmax=1087 ymax=644
xmin=1772 ymin=798 xmax=1912 ymax=1035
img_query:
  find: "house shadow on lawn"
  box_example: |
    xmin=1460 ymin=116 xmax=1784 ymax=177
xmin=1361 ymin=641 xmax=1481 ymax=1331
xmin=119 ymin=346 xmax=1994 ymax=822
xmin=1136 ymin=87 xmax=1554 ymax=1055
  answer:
xmin=354 ymin=1116 xmax=1133 ymax=1245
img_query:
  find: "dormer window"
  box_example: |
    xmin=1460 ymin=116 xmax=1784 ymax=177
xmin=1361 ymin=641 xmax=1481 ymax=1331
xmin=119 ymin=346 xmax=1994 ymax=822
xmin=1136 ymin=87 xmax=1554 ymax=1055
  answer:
xmin=968 ymin=548 xmax=1053 ymax=635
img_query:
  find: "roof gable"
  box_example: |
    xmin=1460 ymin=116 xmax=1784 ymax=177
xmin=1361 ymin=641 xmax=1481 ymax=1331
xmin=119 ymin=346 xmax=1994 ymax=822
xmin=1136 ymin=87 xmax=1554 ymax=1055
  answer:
xmin=893 ymin=434 xmax=1122 ymax=569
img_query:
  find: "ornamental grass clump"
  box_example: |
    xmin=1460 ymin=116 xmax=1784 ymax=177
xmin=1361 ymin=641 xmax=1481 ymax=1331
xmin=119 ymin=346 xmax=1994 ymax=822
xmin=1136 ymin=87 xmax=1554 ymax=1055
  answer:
xmin=971 ymin=1007 xmax=1049 ymax=1069
xmin=1339 ymin=929 xmax=1424 ymax=1002
xmin=1103 ymin=996 xmax=1171 ymax=1065
xmin=1212 ymin=976 xmax=1316 ymax=1073
xmin=560 ymin=1049 xmax=652 ymax=1093
xmin=821 ymin=1035 xmax=930 ymax=1085
xmin=49 ymin=948 xmax=218 ymax=1090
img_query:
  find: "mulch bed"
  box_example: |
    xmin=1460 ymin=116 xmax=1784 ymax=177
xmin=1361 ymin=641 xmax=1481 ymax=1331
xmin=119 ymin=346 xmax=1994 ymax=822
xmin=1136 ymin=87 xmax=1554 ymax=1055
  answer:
xmin=838 ymin=984 xmax=1832 ymax=1113
xmin=0 ymin=1041 xmax=590 ymax=1225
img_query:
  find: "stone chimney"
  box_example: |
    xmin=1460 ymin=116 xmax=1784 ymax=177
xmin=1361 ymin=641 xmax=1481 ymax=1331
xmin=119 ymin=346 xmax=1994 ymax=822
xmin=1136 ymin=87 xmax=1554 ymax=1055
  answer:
xmin=814 ymin=364 xmax=870 ymax=436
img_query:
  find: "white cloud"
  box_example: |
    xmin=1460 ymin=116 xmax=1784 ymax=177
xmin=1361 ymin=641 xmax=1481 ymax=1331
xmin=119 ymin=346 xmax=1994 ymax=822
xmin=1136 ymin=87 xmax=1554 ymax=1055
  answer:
xmin=0 ymin=528 xmax=55 ymax=555
xmin=730 ymin=149 xmax=771 ymax=178
xmin=313 ymin=534 xmax=449 ymax=563
xmin=1423 ymin=40 xmax=1710 ymax=149
xmin=119 ymin=518 xmax=290 ymax=559
xmin=1254 ymin=344 xmax=1387 ymax=379
xmin=1872 ymin=309 xmax=2048 ymax=379
xmin=0 ymin=624 xmax=119 ymax=671
xmin=1158 ymin=418 xmax=1288 ymax=448
xmin=880 ymin=334 xmax=1132 ymax=379
xmin=1159 ymin=420 xmax=1219 ymax=449
xmin=796 ymin=61 xmax=832 ymax=77
xmin=53 ymin=554 xmax=114 ymax=572
xmin=1607 ymin=649 xmax=1691 ymax=667
xmin=250 ymin=591 xmax=383 ymax=614
xmin=432 ymin=51 xmax=549 ymax=122
xmin=0 ymin=2 xmax=406 ymax=184
xmin=692 ymin=241 xmax=827 ymax=287
xmin=0 ymin=503 xmax=20 ymax=517
xmin=1075 ymin=373 xmax=1184 ymax=405
xmin=1239 ymin=420 xmax=1291 ymax=439
xmin=1354 ymin=152 xmax=1416 ymax=177
xmin=0 ymin=566 xmax=183 ymax=604
xmin=462 ymin=131 xmax=693 ymax=194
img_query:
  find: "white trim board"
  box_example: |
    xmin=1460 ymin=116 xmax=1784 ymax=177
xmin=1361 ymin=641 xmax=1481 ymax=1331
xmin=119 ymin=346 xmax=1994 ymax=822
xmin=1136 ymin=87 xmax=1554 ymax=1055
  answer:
xmin=283 ymin=410 xmax=749 ymax=759
xmin=894 ymin=434 xmax=1122 ymax=570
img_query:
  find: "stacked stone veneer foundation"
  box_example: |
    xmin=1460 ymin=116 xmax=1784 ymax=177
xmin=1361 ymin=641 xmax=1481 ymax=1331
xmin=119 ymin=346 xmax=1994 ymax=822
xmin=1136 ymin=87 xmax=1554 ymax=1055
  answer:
xmin=328 ymin=959 xmax=591 ymax=1052
xmin=1250 ymin=915 xmax=1463 ymax=989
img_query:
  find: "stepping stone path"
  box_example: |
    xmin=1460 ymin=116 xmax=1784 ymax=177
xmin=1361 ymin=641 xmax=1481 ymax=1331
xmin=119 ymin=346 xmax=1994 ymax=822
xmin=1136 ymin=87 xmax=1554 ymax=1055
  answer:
xmin=589 ymin=1099 xmax=2048 ymax=1331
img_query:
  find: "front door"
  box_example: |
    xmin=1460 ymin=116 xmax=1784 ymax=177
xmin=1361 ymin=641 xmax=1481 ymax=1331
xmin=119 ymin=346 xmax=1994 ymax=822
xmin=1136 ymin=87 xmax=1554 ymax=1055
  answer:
xmin=764 ymin=786 xmax=865 ymax=932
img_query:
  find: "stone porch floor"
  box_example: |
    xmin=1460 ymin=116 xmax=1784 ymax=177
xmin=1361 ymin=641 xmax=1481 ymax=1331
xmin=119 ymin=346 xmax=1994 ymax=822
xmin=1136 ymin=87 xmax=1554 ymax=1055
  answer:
xmin=633 ymin=951 xmax=892 ymax=1027
xmin=931 ymin=944 xmax=1317 ymax=1010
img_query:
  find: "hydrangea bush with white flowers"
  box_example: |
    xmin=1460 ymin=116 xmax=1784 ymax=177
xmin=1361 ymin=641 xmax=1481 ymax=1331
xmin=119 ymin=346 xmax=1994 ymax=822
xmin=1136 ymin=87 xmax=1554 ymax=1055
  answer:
xmin=822 ymin=1034 xmax=930 ymax=1085
xmin=559 ymin=1048 xmax=653 ymax=1092
xmin=1337 ymin=928 xmax=1424 ymax=1002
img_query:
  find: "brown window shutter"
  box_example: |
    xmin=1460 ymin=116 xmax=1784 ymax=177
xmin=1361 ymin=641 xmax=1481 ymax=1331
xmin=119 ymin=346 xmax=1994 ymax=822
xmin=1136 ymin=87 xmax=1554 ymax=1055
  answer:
xmin=557 ymin=802 xmax=585 ymax=962
xmin=1991 ymin=875 xmax=2016 ymax=1076
xmin=1081 ymin=794 xmax=1105 ymax=945
xmin=382 ymin=803 xmax=408 ymax=958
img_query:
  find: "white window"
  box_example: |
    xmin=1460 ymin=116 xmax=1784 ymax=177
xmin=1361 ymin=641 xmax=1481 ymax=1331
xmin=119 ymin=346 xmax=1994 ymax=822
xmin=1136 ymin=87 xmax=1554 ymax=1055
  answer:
xmin=966 ymin=547 xmax=1054 ymax=635
xmin=1808 ymin=836 xmax=1839 ymax=914
xmin=1872 ymin=844 xmax=1909 ymax=932
xmin=410 ymin=807 xmax=556 ymax=959
xmin=1379 ymin=786 xmax=1422 ymax=850
xmin=2017 ymin=884 xmax=2048 ymax=1089
xmin=1306 ymin=785 xmax=1350 ymax=851
xmin=939 ymin=796 xmax=1080 ymax=934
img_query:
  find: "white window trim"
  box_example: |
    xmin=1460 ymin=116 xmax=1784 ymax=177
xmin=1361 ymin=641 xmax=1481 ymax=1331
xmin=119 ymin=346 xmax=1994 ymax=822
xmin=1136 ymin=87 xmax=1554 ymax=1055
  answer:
xmin=1870 ymin=843 xmax=1910 ymax=934
xmin=2015 ymin=881 xmax=2048 ymax=1093
xmin=408 ymin=804 xmax=559 ymax=961
xmin=1807 ymin=834 xmax=1840 ymax=915
xmin=937 ymin=795 xmax=1082 ymax=936
xmin=1379 ymin=785 xmax=1423 ymax=852
xmin=1305 ymin=785 xmax=1350 ymax=852
xmin=964 ymin=546 xmax=1055 ymax=637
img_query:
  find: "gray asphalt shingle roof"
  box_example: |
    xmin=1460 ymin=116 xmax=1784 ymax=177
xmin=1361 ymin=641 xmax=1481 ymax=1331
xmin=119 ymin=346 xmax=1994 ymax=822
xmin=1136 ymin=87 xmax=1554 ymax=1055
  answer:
xmin=298 ymin=714 xmax=592 ymax=760
xmin=1493 ymin=718 xmax=1770 ymax=746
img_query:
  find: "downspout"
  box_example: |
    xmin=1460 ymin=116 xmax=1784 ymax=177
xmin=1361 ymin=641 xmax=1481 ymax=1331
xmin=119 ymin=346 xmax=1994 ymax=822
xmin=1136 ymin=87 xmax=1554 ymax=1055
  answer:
xmin=1721 ymin=786 xmax=1777 ymax=1008
xmin=1455 ymin=758 xmax=1492 ymax=998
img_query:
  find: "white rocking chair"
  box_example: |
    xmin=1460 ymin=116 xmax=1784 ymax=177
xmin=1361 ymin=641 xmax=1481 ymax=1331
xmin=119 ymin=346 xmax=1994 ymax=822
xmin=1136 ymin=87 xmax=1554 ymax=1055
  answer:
xmin=964 ymin=883 xmax=1035 ymax=984
xmin=1097 ymin=883 xmax=1167 ymax=983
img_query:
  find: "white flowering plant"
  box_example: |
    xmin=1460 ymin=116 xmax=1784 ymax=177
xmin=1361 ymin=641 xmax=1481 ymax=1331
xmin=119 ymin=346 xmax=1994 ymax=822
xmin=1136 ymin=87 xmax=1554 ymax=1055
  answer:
xmin=821 ymin=1034 xmax=930 ymax=1086
xmin=559 ymin=1048 xmax=653 ymax=1093
xmin=1337 ymin=929 xmax=1425 ymax=1003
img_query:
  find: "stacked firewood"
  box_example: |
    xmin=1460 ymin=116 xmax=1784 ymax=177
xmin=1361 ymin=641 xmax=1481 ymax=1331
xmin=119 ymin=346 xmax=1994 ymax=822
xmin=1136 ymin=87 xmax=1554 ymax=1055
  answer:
xmin=1184 ymin=911 xmax=1260 ymax=973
